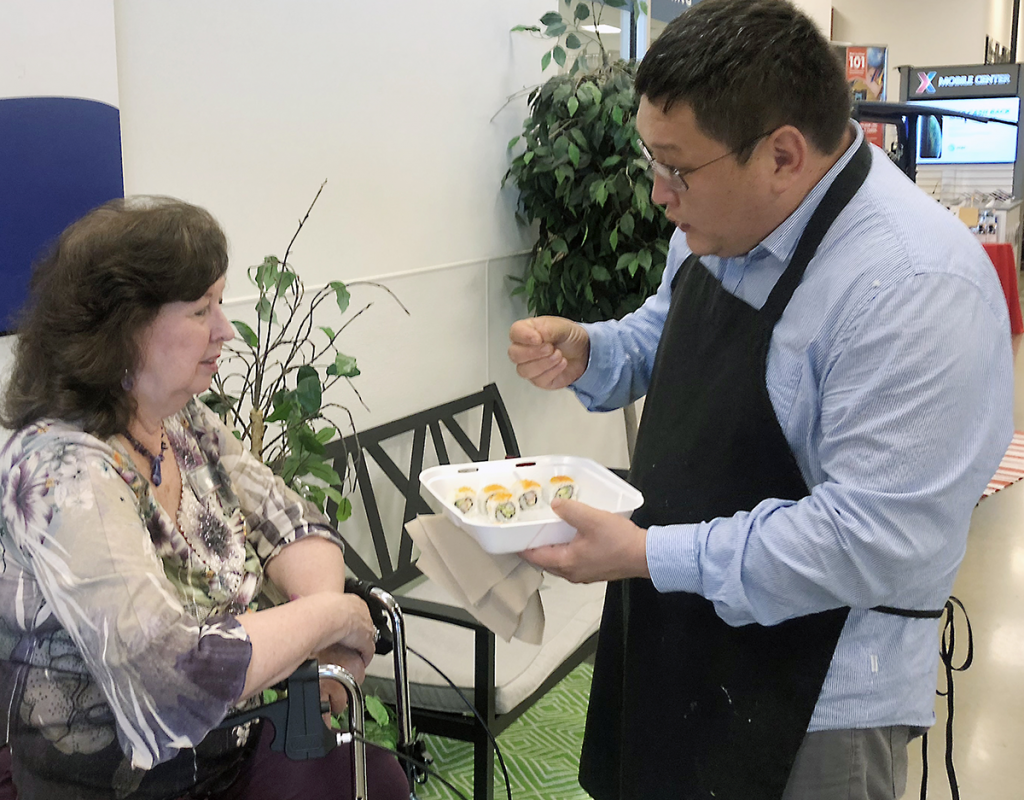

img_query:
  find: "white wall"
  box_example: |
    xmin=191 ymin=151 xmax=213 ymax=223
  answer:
xmin=832 ymin=0 xmax=1018 ymax=97
xmin=112 ymin=0 xmax=631 ymax=468
xmin=0 ymin=0 xmax=118 ymax=106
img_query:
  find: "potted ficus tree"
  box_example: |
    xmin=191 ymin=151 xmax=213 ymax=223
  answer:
xmin=506 ymin=0 xmax=674 ymax=457
xmin=506 ymin=0 xmax=674 ymax=324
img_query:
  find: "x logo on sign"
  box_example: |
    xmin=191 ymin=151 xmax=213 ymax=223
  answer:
xmin=917 ymin=71 xmax=937 ymax=94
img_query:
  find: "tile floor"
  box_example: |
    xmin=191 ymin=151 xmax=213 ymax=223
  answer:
xmin=901 ymin=320 xmax=1024 ymax=798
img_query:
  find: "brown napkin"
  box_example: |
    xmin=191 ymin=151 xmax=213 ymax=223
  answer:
xmin=405 ymin=514 xmax=545 ymax=644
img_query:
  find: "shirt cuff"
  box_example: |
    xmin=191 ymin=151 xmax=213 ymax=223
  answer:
xmin=646 ymin=523 xmax=703 ymax=594
xmin=570 ymin=323 xmax=622 ymax=410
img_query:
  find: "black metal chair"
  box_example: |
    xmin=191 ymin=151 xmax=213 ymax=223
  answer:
xmin=325 ymin=383 xmax=605 ymax=800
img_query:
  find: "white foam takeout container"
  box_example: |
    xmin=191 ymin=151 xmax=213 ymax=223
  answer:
xmin=419 ymin=455 xmax=643 ymax=554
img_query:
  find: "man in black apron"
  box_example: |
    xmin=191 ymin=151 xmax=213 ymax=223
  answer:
xmin=508 ymin=1 xmax=1014 ymax=798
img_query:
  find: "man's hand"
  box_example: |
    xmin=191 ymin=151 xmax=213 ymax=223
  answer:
xmin=519 ymin=499 xmax=650 ymax=583
xmin=508 ymin=316 xmax=590 ymax=390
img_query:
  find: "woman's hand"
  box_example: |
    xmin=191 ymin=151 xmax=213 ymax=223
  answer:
xmin=316 ymin=643 xmax=370 ymax=720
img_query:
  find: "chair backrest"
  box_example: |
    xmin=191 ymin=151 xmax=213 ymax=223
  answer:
xmin=327 ymin=384 xmax=520 ymax=592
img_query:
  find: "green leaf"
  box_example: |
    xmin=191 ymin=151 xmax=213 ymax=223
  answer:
xmin=334 ymin=497 xmax=353 ymax=523
xmin=567 ymin=141 xmax=580 ymax=167
xmin=306 ymin=459 xmax=341 ymax=485
xmin=233 ymin=320 xmax=258 ymax=348
xmin=266 ymin=396 xmax=296 ymax=423
xmin=255 ymin=297 xmax=273 ymax=323
xmin=326 ymin=352 xmax=360 ymax=378
xmin=634 ymin=180 xmax=648 ymax=209
xmin=296 ymin=374 xmax=322 ymax=414
xmin=329 ymin=281 xmax=350 ymax=314
xmin=567 ymin=96 xmax=579 ymax=117
xmin=511 ymin=24 xmax=540 ymax=33
xmin=507 ymin=135 xmax=520 ymax=150
xmin=565 ymin=32 xmax=582 ymax=50
xmin=294 ymin=425 xmax=326 ymax=456
xmin=523 ymin=150 xmax=535 ymax=165
xmin=609 ymin=228 xmax=619 ymax=251
xmin=604 ymin=0 xmax=627 ymax=7
xmin=319 ymin=325 xmax=335 ymax=340
xmin=601 ymin=155 xmax=623 ymax=169
xmin=365 ymin=695 xmax=392 ymax=727
xmin=550 ymin=237 xmax=569 ymax=256
xmin=574 ymin=4 xmax=591 ymax=21
xmin=254 ymin=255 xmax=279 ymax=290
xmin=276 ymin=270 xmax=296 ymax=293
xmin=612 ymin=105 xmax=624 ymax=126
xmin=553 ymin=46 xmax=566 ymax=67
xmin=545 ymin=22 xmax=567 ymax=38
xmin=539 ymin=11 xmax=563 ymax=25
xmin=315 ymin=426 xmax=338 ymax=444
xmin=620 ymin=211 xmax=635 ymax=237
xmin=541 ymin=50 xmax=552 ymax=71
xmin=592 ymin=265 xmax=612 ymax=281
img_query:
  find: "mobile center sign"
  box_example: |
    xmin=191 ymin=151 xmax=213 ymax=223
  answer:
xmin=908 ymin=64 xmax=1019 ymax=99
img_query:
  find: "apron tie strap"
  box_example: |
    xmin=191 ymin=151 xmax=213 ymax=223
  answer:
xmin=919 ymin=596 xmax=973 ymax=800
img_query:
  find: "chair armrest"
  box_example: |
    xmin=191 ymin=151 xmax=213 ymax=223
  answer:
xmin=391 ymin=594 xmax=490 ymax=631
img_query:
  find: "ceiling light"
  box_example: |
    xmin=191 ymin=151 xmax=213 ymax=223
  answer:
xmin=581 ymin=24 xmax=621 ymax=34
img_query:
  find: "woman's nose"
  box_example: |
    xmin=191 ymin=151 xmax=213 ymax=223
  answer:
xmin=213 ymin=305 xmax=235 ymax=342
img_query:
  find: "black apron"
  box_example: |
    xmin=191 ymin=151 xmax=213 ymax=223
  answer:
xmin=579 ymin=140 xmax=872 ymax=800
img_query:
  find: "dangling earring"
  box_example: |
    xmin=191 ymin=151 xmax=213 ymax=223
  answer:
xmin=121 ymin=369 xmax=135 ymax=392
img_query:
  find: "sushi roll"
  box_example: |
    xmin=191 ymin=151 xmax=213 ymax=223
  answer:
xmin=546 ymin=475 xmax=578 ymax=502
xmin=513 ymin=479 xmax=543 ymax=511
xmin=478 ymin=483 xmax=509 ymax=509
xmin=485 ymin=491 xmax=518 ymax=523
xmin=452 ymin=486 xmax=476 ymax=515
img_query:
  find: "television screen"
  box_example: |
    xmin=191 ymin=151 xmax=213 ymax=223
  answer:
xmin=910 ymin=96 xmax=1019 ymax=164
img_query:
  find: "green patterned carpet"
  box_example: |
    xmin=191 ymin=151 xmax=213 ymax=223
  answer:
xmin=415 ymin=662 xmax=594 ymax=800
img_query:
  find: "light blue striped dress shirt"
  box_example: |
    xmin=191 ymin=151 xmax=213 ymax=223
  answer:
xmin=572 ymin=124 xmax=1015 ymax=730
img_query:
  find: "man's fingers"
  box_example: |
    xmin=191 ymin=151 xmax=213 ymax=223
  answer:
xmin=549 ymin=497 xmax=599 ymax=528
xmin=519 ymin=542 xmax=571 ymax=571
xmin=509 ymin=319 xmax=544 ymax=346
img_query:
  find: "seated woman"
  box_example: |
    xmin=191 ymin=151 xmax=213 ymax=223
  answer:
xmin=0 ymin=198 xmax=408 ymax=800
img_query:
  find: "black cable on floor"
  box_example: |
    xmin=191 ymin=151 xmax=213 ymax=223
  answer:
xmin=407 ymin=644 xmax=514 ymax=800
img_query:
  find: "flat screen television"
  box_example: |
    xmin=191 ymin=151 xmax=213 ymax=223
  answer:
xmin=909 ymin=96 xmax=1019 ymax=165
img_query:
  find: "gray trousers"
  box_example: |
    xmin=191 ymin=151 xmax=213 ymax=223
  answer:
xmin=781 ymin=726 xmax=926 ymax=800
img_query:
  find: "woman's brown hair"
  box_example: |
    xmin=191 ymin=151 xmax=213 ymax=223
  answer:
xmin=1 ymin=196 xmax=229 ymax=438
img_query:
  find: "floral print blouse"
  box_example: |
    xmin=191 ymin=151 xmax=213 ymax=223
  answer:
xmin=0 ymin=399 xmax=341 ymax=797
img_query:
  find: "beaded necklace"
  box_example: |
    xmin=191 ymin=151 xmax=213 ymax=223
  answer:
xmin=123 ymin=427 xmax=169 ymax=486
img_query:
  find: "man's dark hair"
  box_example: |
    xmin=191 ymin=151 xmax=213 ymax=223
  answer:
xmin=635 ymin=0 xmax=851 ymax=157
xmin=1 ymin=197 xmax=229 ymax=438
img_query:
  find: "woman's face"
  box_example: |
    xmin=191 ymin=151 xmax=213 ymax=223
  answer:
xmin=132 ymin=276 xmax=234 ymax=419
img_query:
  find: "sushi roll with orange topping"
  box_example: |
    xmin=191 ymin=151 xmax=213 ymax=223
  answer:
xmin=485 ymin=490 xmax=518 ymax=523
xmin=513 ymin=479 xmax=543 ymax=511
xmin=546 ymin=475 xmax=578 ymax=502
xmin=478 ymin=483 xmax=509 ymax=509
xmin=452 ymin=486 xmax=476 ymax=515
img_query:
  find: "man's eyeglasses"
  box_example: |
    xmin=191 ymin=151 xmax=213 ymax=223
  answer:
xmin=637 ymin=130 xmax=775 ymax=193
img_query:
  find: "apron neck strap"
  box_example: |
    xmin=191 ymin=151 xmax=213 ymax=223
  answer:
xmin=760 ymin=138 xmax=872 ymax=326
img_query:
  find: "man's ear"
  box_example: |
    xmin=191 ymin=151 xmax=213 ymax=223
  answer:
xmin=763 ymin=126 xmax=809 ymax=192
